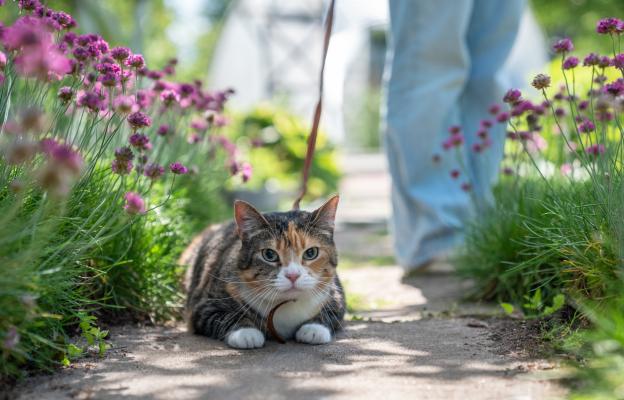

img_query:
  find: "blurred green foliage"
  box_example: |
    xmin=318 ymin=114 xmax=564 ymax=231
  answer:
xmin=225 ymin=104 xmax=341 ymax=200
xmin=531 ymin=0 xmax=623 ymax=54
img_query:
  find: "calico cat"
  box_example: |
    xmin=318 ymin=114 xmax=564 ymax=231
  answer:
xmin=181 ymin=195 xmax=345 ymax=349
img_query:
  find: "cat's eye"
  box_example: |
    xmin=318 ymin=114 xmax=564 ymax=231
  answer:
xmin=303 ymin=247 xmax=319 ymax=260
xmin=261 ymin=248 xmax=279 ymax=263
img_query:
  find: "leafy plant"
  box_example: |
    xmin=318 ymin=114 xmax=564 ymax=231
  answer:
xmin=225 ymin=104 xmax=341 ymax=199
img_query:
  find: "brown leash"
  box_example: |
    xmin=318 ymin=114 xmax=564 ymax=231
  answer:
xmin=292 ymin=0 xmax=336 ymax=211
xmin=266 ymin=1 xmax=335 ymax=344
xmin=267 ymin=300 xmax=290 ymax=344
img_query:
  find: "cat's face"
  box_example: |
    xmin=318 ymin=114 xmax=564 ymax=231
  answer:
xmin=233 ymin=196 xmax=339 ymax=302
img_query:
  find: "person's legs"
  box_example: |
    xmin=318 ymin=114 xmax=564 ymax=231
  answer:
xmin=461 ymin=0 xmax=525 ymax=202
xmin=383 ymin=0 xmax=474 ymax=270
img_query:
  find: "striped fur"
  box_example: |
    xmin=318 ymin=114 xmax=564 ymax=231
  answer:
xmin=182 ymin=196 xmax=345 ymax=346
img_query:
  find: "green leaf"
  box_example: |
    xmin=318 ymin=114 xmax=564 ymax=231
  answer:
xmin=67 ymin=344 xmax=83 ymax=359
xmin=500 ymin=303 xmax=515 ymax=315
xmin=543 ymin=293 xmax=566 ymax=316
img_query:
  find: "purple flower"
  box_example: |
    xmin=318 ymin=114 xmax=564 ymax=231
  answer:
xmin=114 ymin=146 xmax=134 ymax=162
xmin=191 ymin=119 xmax=208 ymax=132
xmin=531 ymin=74 xmax=551 ymax=90
xmin=460 ymin=182 xmax=471 ymax=192
xmin=110 ymin=46 xmax=131 ymax=61
xmin=160 ymin=89 xmax=180 ymax=106
xmin=583 ymin=53 xmax=600 ymax=66
xmin=126 ymin=54 xmax=145 ymax=69
xmin=578 ymin=119 xmax=596 ymax=133
xmin=18 ymin=0 xmax=39 ymax=11
xmin=503 ymin=88 xmax=521 ymax=104
xmin=157 ymin=124 xmax=171 ymax=136
xmin=612 ymin=54 xmax=624 ymax=69
xmin=127 ymin=111 xmax=151 ymax=130
xmin=240 ymin=162 xmax=252 ymax=182
xmin=57 ymin=86 xmax=74 ymax=103
xmin=112 ymin=159 xmax=133 ymax=175
xmin=488 ymin=104 xmax=501 ymax=115
xmin=448 ymin=125 xmax=461 ymax=135
xmin=169 ymin=162 xmax=188 ymax=175
xmin=604 ymin=79 xmax=624 ymax=96
xmin=585 ymin=144 xmax=606 ymax=156
xmin=501 ymin=167 xmax=514 ymax=176
xmin=450 ymin=169 xmax=460 ymax=179
xmin=124 ymin=192 xmax=146 ymax=215
xmin=552 ymin=38 xmax=574 ymax=54
xmin=0 ymin=51 xmax=6 ymax=69
xmin=114 ymin=95 xmax=135 ymax=114
xmin=77 ymin=90 xmax=104 ymax=112
xmin=442 ymin=132 xmax=464 ymax=150
xmin=496 ymin=112 xmax=510 ymax=123
xmin=128 ymin=133 xmax=151 ymax=150
xmin=480 ymin=120 xmax=493 ymax=129
xmin=562 ymin=56 xmax=579 ymax=70
xmin=596 ymin=17 xmax=624 ymax=35
xmin=51 ymin=143 xmax=83 ymax=174
xmin=143 ymin=163 xmax=164 ymax=180
xmin=598 ymin=56 xmax=611 ymax=68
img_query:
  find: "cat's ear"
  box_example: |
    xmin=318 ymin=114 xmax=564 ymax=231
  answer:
xmin=234 ymin=200 xmax=269 ymax=239
xmin=311 ymin=194 xmax=339 ymax=232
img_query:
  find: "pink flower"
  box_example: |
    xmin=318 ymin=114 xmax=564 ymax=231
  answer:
xmin=160 ymin=89 xmax=180 ymax=106
xmin=124 ymin=192 xmax=146 ymax=215
xmin=488 ymin=104 xmax=501 ymax=115
xmin=191 ymin=119 xmax=208 ymax=132
xmin=240 ymin=162 xmax=252 ymax=182
xmin=126 ymin=54 xmax=145 ymax=69
xmin=57 ymin=86 xmax=74 ymax=103
xmin=460 ymin=182 xmax=471 ymax=192
xmin=585 ymin=144 xmax=606 ymax=156
xmin=442 ymin=132 xmax=464 ymax=150
xmin=560 ymin=163 xmax=573 ymax=176
xmin=110 ymin=46 xmax=131 ymax=61
xmin=169 ymin=161 xmax=188 ymax=175
xmin=114 ymin=95 xmax=136 ymax=114
xmin=450 ymin=169 xmax=460 ymax=179
xmin=77 ymin=90 xmax=104 ymax=112
xmin=496 ymin=112 xmax=510 ymax=123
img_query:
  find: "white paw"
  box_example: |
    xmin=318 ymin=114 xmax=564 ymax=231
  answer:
xmin=226 ymin=328 xmax=265 ymax=349
xmin=295 ymin=323 xmax=331 ymax=345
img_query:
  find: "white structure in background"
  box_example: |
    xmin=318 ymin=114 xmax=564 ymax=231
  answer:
xmin=209 ymin=0 xmax=547 ymax=146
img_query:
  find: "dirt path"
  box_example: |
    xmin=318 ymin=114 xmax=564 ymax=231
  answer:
xmin=13 ymin=265 xmax=565 ymax=400
xmin=12 ymin=154 xmax=566 ymax=399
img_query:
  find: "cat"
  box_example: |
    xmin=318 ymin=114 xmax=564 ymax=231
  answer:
xmin=181 ymin=195 xmax=345 ymax=349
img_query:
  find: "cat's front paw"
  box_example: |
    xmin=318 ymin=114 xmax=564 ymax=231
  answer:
xmin=295 ymin=323 xmax=332 ymax=345
xmin=226 ymin=327 xmax=265 ymax=349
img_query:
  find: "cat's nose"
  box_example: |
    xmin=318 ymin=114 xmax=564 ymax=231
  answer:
xmin=285 ymin=272 xmax=300 ymax=284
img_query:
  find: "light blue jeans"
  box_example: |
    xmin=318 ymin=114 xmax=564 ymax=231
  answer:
xmin=383 ymin=0 xmax=525 ymax=269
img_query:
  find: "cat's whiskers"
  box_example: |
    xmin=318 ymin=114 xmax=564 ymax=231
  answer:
xmin=222 ymin=284 xmax=275 ymax=335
